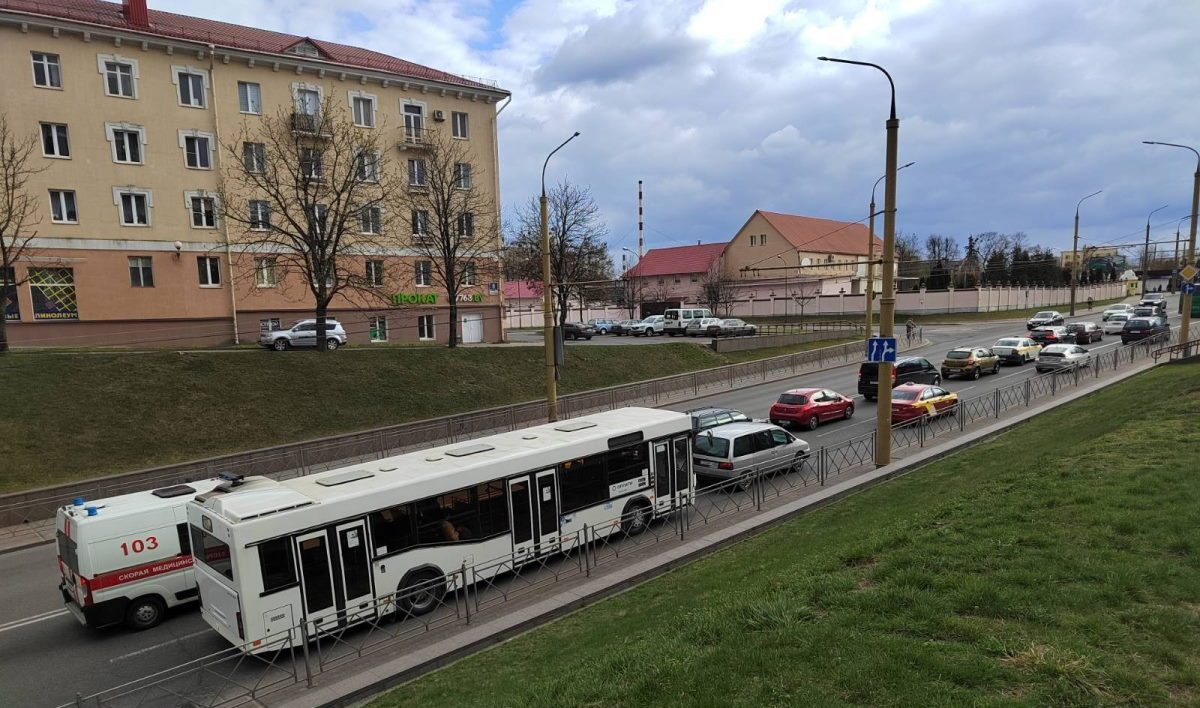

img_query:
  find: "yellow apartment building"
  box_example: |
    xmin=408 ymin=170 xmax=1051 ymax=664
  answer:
xmin=0 ymin=0 xmax=509 ymax=347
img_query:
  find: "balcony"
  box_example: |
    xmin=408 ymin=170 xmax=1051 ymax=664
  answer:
xmin=398 ymin=126 xmax=431 ymax=151
xmin=291 ymin=112 xmax=329 ymax=137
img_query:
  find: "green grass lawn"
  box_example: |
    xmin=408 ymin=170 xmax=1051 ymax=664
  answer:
xmin=747 ymin=296 xmax=1129 ymax=327
xmin=371 ymin=362 xmax=1200 ymax=707
xmin=0 ymin=337 xmax=850 ymax=493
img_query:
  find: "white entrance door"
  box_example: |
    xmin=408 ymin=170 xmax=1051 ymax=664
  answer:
xmin=462 ymin=313 xmax=483 ymax=343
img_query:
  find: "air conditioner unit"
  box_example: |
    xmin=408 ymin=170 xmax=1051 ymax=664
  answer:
xmin=432 ymin=110 xmax=446 ymax=121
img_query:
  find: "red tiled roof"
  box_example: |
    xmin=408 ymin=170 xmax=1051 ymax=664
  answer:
xmin=503 ymin=280 xmax=541 ymax=299
xmin=757 ymin=211 xmax=882 ymax=256
xmin=626 ymin=243 xmax=726 ymax=278
xmin=0 ymin=0 xmax=504 ymax=93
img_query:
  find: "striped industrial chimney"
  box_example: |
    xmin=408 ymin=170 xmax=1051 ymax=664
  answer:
xmin=637 ymin=180 xmax=644 ymax=258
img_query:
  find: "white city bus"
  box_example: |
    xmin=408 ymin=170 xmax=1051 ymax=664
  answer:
xmin=187 ymin=407 xmax=693 ymax=650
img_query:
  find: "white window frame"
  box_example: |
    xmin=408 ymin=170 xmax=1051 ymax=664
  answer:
xmin=48 ymin=189 xmax=78 ymax=224
xmin=407 ymin=158 xmax=426 ymax=187
xmin=412 ymin=209 xmax=430 ymax=242
xmin=461 ymin=262 xmax=477 ymax=286
xmin=171 ymin=65 xmax=210 ymax=108
xmin=451 ymin=111 xmax=469 ymax=139
xmin=104 ymin=122 xmax=147 ymax=165
xmin=415 ymin=260 xmax=432 ymax=287
xmin=249 ymin=200 xmax=271 ymax=231
xmin=197 ymin=256 xmax=221 ymax=287
xmin=112 ymin=187 xmax=152 ymax=226
xmin=237 ymin=81 xmax=262 ymax=114
xmin=255 ymin=257 xmax=278 ymax=287
xmin=178 ymin=130 xmax=215 ymax=170
xmin=184 ymin=190 xmax=219 ymax=229
xmin=32 ymin=51 xmax=62 ymax=89
xmin=366 ymin=260 xmax=385 ymax=288
xmin=40 ymin=122 xmax=71 ymax=159
xmin=292 ymin=82 xmax=323 ymax=116
xmin=97 ymin=54 xmax=139 ymax=98
xmin=357 ymin=149 xmax=380 ymax=182
xmin=454 ymin=162 xmax=472 ymax=190
xmin=128 ymin=255 xmax=154 ymax=287
xmin=309 ymin=203 xmax=328 ymax=236
xmin=301 ymin=147 xmax=324 ymax=181
xmin=243 ymin=142 xmax=266 ymax=174
xmin=401 ymin=100 xmax=426 ymax=142
xmin=369 ymin=315 xmax=388 ymax=343
xmin=360 ymin=206 xmax=383 ymax=235
xmin=418 ymin=314 xmax=435 ymax=341
xmin=457 ymin=212 xmax=475 ymax=239
xmin=349 ymin=91 xmax=377 ymax=128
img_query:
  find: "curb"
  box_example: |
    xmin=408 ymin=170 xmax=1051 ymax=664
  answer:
xmin=287 ymin=356 xmax=1156 ymax=708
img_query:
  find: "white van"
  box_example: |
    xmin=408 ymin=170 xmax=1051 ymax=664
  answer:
xmin=663 ymin=307 xmax=713 ymax=336
xmin=56 ymin=478 xmax=225 ymax=630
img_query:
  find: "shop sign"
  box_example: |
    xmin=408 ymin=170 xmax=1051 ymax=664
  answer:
xmin=392 ymin=293 xmax=438 ymax=305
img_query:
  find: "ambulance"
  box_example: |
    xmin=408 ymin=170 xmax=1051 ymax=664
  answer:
xmin=56 ymin=478 xmax=225 ymax=630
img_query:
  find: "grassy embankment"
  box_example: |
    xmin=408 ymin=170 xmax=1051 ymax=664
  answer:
xmin=372 ymin=361 xmax=1200 ymax=707
xmin=0 ymin=338 xmax=854 ymax=492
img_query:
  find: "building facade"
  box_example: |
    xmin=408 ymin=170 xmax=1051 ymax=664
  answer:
xmin=0 ymin=0 xmax=509 ymax=347
xmin=624 ymin=243 xmax=726 ymax=312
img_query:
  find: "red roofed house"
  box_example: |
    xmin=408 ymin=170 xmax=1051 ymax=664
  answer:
xmin=624 ymin=242 xmax=727 ymax=313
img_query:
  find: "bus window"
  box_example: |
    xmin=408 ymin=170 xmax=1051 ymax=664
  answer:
xmin=258 ymin=538 xmax=296 ymax=594
xmin=606 ymin=444 xmax=647 ymax=487
xmin=190 ymin=526 xmax=234 ymax=581
xmin=559 ymin=456 xmax=607 ymax=513
xmin=369 ymin=505 xmax=416 ymax=556
xmin=476 ymin=481 xmax=509 ymax=538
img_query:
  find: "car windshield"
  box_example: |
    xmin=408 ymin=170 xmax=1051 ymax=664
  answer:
xmin=995 ymin=339 xmax=1020 ymax=347
xmin=777 ymin=394 xmax=808 ymax=405
xmin=946 ymin=351 xmax=971 ymax=360
xmin=893 ymin=389 xmax=920 ymax=401
xmin=1066 ymin=324 xmax=1083 ymax=331
xmin=1111 ymin=314 xmax=1128 ymax=321
xmin=1034 ymin=312 xmax=1055 ymax=318
xmin=1127 ymin=319 xmax=1151 ymax=327
xmin=693 ymin=434 xmax=730 ymax=458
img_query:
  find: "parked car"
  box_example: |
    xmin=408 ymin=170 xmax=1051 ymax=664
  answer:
xmin=940 ymin=347 xmax=1000 ymax=380
xmin=1121 ymin=316 xmax=1169 ymax=344
xmin=628 ymin=315 xmax=665 ymax=336
xmin=890 ymin=383 xmax=958 ymax=423
xmin=663 ymin=307 xmax=713 ymax=336
xmin=1103 ymin=313 xmax=1132 ymax=334
xmin=716 ymin=318 xmax=758 ymax=337
xmin=692 ymin=422 xmax=810 ymax=487
xmin=587 ymin=318 xmax=620 ymax=335
xmin=688 ymin=406 xmax=752 ymax=432
xmin=562 ymin=322 xmax=595 ymax=341
xmin=768 ymin=388 xmax=854 ymax=431
xmin=258 ymin=319 xmax=348 ymax=351
xmin=1026 ymin=310 xmax=1065 ymax=330
xmin=1102 ymin=303 xmax=1135 ymax=321
xmin=857 ymin=357 xmax=940 ymax=400
xmin=685 ymin=317 xmax=725 ymax=337
xmin=611 ymin=319 xmax=641 ymax=336
xmin=1029 ymin=326 xmax=1069 ymax=346
xmin=991 ymin=337 xmax=1041 ymax=365
xmin=1064 ymin=321 xmax=1103 ymax=344
xmin=1035 ymin=344 xmax=1092 ymax=373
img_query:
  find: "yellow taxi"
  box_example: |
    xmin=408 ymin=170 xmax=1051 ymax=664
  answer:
xmin=890 ymin=383 xmax=959 ymax=423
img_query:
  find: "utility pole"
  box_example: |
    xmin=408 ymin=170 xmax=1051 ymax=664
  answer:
xmin=540 ymin=132 xmax=580 ymax=422
xmin=1069 ymin=190 xmax=1102 ymax=316
xmin=1143 ymin=205 xmax=1168 ymax=297
xmin=866 ymin=162 xmax=913 ymax=342
xmin=1143 ymin=141 xmax=1200 ymax=340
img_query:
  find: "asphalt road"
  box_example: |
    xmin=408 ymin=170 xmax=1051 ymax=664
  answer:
xmin=0 ymin=299 xmax=1164 ymax=707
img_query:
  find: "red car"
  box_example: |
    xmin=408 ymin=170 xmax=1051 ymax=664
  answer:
xmin=768 ymin=388 xmax=855 ymax=430
xmin=890 ymin=383 xmax=958 ymax=423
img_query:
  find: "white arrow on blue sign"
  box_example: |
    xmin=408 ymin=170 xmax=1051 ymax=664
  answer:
xmin=867 ymin=337 xmax=898 ymax=363
xmin=1183 ymin=283 xmax=1197 ymax=295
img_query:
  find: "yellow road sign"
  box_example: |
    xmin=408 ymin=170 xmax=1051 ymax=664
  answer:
xmin=1181 ymin=264 xmax=1198 ymax=282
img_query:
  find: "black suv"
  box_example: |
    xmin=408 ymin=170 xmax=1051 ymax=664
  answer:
xmin=1121 ymin=316 xmax=1169 ymax=344
xmin=857 ymin=357 xmax=940 ymax=401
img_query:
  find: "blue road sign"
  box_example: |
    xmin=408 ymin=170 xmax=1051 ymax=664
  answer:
xmin=1183 ymin=283 xmax=1197 ymax=295
xmin=867 ymin=337 xmax=898 ymax=363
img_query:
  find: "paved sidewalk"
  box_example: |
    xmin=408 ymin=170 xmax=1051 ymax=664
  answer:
xmin=0 ymin=517 xmax=55 ymax=554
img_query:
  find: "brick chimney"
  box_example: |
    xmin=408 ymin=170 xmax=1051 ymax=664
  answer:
xmin=123 ymin=0 xmax=149 ymax=27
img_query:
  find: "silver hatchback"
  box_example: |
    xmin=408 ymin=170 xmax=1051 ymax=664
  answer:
xmin=692 ymin=422 xmax=810 ymax=487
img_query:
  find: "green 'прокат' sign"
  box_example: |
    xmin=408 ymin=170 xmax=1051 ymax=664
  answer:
xmin=392 ymin=293 xmax=439 ymax=305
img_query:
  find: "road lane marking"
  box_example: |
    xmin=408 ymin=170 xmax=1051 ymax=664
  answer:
xmin=109 ymin=628 xmax=214 ymax=663
xmin=0 ymin=608 xmax=70 ymax=634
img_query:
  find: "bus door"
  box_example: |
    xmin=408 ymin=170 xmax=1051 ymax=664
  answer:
xmin=653 ymin=441 xmax=672 ymax=514
xmin=653 ymin=436 xmax=693 ymax=512
xmin=673 ymin=435 xmax=692 ymax=504
xmin=333 ymin=520 xmax=374 ymax=624
xmin=508 ymin=470 xmax=560 ymax=560
xmin=295 ymin=530 xmax=338 ymax=635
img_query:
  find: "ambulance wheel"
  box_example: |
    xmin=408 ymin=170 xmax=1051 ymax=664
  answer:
xmin=125 ymin=595 xmax=166 ymax=631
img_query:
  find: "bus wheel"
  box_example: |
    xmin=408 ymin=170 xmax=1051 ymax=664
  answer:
xmin=398 ymin=572 xmax=445 ymax=617
xmin=621 ymin=500 xmax=653 ymax=535
xmin=125 ymin=595 xmax=166 ymax=631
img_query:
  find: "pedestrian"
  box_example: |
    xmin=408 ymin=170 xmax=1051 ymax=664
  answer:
xmin=905 ymin=318 xmax=916 ymax=341
xmin=1087 ymin=296 xmax=1094 ymax=310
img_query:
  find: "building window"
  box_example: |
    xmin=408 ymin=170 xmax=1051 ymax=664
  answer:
xmin=32 ymin=52 xmax=62 ymax=89
xmin=181 ymin=133 xmax=213 ymax=169
xmin=411 ymin=210 xmax=430 ymax=241
xmin=415 ymin=260 xmax=432 ymax=287
xmin=454 ymin=163 xmax=472 ymax=189
xmin=238 ymin=81 xmax=261 ymax=114
xmin=294 ymin=87 xmax=320 ymax=116
xmin=40 ymin=123 xmax=70 ymax=158
xmin=350 ymin=93 xmax=376 ymax=128
xmin=173 ymin=67 xmax=206 ymax=108
xmin=357 ymin=150 xmax=379 ymax=182
xmin=418 ymin=314 xmax=434 ymax=341
xmin=243 ymin=142 xmax=265 ymax=173
xmin=461 ymin=262 xmax=477 ymax=286
xmin=197 ymin=256 xmax=221 ymax=287
xmin=103 ymin=123 xmax=145 ymax=164
xmin=361 ymin=206 xmax=383 ymax=235
xmin=249 ymin=200 xmax=271 ymax=230
xmin=749 ymin=234 xmax=756 ymax=247
xmin=255 ymin=257 xmax=278 ymax=287
xmin=115 ymin=189 xmax=151 ymax=226
xmin=761 ymin=234 xmax=767 ymax=246
xmin=309 ymin=204 xmax=328 ymax=235
xmin=451 ymin=111 xmax=469 ymax=139
xmin=407 ymin=159 xmax=426 ymax=187
xmin=690 ymin=273 xmax=699 ymax=282
xmin=369 ymin=316 xmax=388 ymax=342
xmin=301 ymin=148 xmax=323 ymax=181
xmin=457 ymin=212 xmax=474 ymax=239
xmin=189 ymin=195 xmax=217 ymax=228
xmin=49 ymin=190 xmax=77 ymax=223
xmin=366 ymin=260 xmax=385 ymax=287
xmin=403 ymin=102 xmax=424 ymax=142
xmin=99 ymin=55 xmax=137 ymax=98
xmin=128 ymin=256 xmax=154 ymax=287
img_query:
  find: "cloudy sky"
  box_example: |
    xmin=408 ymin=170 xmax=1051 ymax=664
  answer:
xmin=159 ymin=0 xmax=1200 ymax=261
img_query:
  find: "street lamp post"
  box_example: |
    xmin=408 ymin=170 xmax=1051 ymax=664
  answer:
xmin=1068 ymin=190 xmax=1102 ymax=316
xmin=1143 ymin=204 xmax=1169 ymax=296
xmin=820 ymin=55 xmax=900 ymax=468
xmin=541 ymin=131 xmax=580 ymax=422
xmin=866 ymin=162 xmax=913 ymax=341
xmin=1173 ymin=216 xmax=1192 ymax=295
xmin=1143 ymin=141 xmax=1200 ymax=345
xmin=622 ymin=247 xmax=638 ymax=319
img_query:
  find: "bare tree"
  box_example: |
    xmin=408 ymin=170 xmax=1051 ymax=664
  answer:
xmin=217 ymin=95 xmax=399 ymax=351
xmin=616 ymin=275 xmax=650 ymax=318
xmin=508 ymin=181 xmax=612 ymax=328
xmin=388 ymin=127 xmax=500 ymax=347
xmin=699 ymin=266 xmax=738 ymax=316
xmin=0 ymin=117 xmax=46 ymax=353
